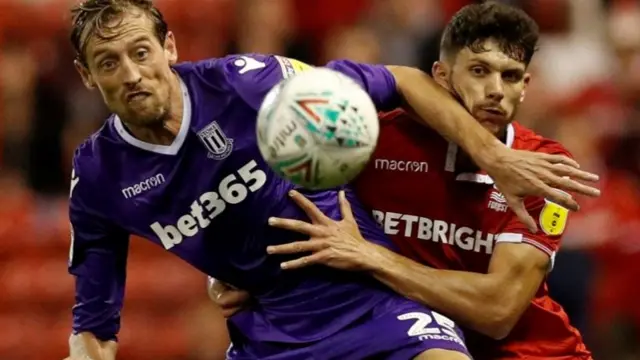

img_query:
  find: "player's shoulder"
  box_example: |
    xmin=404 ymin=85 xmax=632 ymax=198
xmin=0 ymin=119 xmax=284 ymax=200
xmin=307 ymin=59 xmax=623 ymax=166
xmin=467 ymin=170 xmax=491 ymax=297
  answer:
xmin=378 ymin=107 xmax=441 ymax=138
xmin=175 ymin=54 xmax=302 ymax=88
xmin=175 ymin=54 xmax=308 ymax=109
xmin=511 ymin=122 xmax=572 ymax=158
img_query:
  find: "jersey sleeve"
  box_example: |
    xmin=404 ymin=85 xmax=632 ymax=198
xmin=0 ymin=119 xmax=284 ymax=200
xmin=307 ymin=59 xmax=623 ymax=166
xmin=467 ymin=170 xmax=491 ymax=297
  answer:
xmin=222 ymin=54 xmax=401 ymax=111
xmin=324 ymin=59 xmax=401 ymax=111
xmin=68 ymin=153 xmax=130 ymax=341
xmin=495 ymin=144 xmax=572 ymax=271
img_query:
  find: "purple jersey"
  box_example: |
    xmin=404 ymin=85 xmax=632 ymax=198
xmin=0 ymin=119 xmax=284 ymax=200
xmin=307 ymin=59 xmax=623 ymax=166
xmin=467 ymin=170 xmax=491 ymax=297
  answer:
xmin=68 ymin=55 xmax=402 ymax=342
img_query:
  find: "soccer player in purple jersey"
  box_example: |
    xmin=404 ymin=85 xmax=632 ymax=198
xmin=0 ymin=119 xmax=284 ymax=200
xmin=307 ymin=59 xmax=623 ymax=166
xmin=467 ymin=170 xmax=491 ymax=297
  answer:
xmin=66 ymin=1 xmax=598 ymax=359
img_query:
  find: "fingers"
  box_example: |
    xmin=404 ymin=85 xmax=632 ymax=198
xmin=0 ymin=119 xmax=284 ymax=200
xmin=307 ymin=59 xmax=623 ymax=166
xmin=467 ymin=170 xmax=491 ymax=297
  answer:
xmin=279 ymin=252 xmax=325 ymax=270
xmin=505 ymin=196 xmax=538 ymax=233
xmin=539 ymin=155 xmax=600 ymax=197
xmin=217 ymin=289 xmax=251 ymax=309
xmin=288 ymin=190 xmax=330 ymax=223
xmin=103 ymin=339 xmax=118 ymax=358
xmin=221 ymin=305 xmax=245 ymax=318
xmin=539 ymin=153 xmax=581 ymax=169
xmin=549 ymin=163 xmax=599 ymax=183
xmin=268 ymin=217 xmax=327 ymax=236
xmin=338 ymin=190 xmax=355 ymax=222
xmin=207 ymin=277 xmax=229 ymax=301
xmin=267 ymin=240 xmax=327 ymax=255
xmin=542 ymin=187 xmax=579 ymax=211
xmin=522 ymin=167 xmax=584 ymax=210
xmin=549 ymin=176 xmax=600 ymax=198
xmin=207 ymin=278 xmax=251 ymax=317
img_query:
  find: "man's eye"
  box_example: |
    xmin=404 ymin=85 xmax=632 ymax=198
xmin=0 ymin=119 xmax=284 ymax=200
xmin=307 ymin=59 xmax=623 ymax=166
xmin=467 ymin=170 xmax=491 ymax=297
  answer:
xmin=136 ymin=49 xmax=149 ymax=60
xmin=503 ymin=72 xmax=522 ymax=82
xmin=101 ymin=60 xmax=116 ymax=70
xmin=470 ymin=66 xmax=487 ymax=76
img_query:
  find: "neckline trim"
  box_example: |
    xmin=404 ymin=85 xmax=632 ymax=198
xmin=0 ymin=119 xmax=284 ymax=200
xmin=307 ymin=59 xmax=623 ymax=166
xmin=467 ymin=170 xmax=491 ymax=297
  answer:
xmin=113 ymin=76 xmax=192 ymax=155
xmin=447 ymin=123 xmax=516 ymax=184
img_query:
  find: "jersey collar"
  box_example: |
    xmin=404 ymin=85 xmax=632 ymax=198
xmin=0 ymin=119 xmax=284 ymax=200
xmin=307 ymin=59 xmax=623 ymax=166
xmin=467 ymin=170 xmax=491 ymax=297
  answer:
xmin=445 ymin=123 xmax=515 ymax=184
xmin=113 ymin=75 xmax=192 ymax=155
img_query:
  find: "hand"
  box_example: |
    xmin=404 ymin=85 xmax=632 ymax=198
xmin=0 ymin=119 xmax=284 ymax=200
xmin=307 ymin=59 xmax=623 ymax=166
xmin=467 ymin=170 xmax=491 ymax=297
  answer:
xmin=475 ymin=144 xmax=600 ymax=232
xmin=68 ymin=332 xmax=117 ymax=360
xmin=207 ymin=277 xmax=250 ymax=318
xmin=267 ymin=190 xmax=378 ymax=271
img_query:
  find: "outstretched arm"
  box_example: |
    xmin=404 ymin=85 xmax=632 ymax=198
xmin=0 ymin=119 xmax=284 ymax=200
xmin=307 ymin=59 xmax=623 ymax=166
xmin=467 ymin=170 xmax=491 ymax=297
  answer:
xmin=365 ymin=193 xmax=566 ymax=339
xmin=367 ymin=241 xmax=546 ymax=339
xmin=67 ymin=162 xmax=129 ymax=360
xmin=267 ymin=190 xmax=566 ymax=339
xmin=227 ymin=55 xmax=599 ymax=228
xmin=323 ymin=61 xmax=598 ymax=229
xmin=67 ymin=221 xmax=129 ymax=360
xmin=385 ymin=66 xmax=598 ymax=225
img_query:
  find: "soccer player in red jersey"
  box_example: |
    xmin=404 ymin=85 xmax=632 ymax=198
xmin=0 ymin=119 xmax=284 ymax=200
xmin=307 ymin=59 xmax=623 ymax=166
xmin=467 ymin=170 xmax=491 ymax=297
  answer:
xmin=261 ymin=2 xmax=594 ymax=359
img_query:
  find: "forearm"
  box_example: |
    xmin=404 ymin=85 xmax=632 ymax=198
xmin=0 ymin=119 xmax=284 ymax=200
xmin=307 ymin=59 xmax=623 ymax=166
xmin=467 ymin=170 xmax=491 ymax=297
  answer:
xmin=386 ymin=66 xmax=501 ymax=167
xmin=69 ymin=332 xmax=117 ymax=360
xmin=367 ymin=245 xmax=517 ymax=339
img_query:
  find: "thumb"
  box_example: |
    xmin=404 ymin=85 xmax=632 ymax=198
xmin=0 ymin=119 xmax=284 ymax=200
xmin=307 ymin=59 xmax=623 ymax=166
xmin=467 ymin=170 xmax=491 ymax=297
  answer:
xmin=506 ymin=195 xmax=538 ymax=233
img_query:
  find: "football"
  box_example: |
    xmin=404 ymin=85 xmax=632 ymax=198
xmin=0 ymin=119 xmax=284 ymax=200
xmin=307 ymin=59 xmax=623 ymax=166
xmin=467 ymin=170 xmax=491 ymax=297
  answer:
xmin=256 ymin=68 xmax=380 ymax=189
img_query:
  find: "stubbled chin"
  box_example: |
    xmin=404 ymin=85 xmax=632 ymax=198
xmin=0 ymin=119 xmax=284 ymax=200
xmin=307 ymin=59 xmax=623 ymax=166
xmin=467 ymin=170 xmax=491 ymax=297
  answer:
xmin=126 ymin=108 xmax=164 ymax=126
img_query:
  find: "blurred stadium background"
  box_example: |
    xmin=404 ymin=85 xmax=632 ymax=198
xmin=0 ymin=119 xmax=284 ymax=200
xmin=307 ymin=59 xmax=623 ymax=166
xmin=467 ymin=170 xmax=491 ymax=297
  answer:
xmin=0 ymin=0 xmax=638 ymax=359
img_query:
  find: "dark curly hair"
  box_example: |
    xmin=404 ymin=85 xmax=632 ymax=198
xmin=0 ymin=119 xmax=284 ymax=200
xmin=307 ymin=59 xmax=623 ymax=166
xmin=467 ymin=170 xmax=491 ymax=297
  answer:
xmin=70 ymin=0 xmax=168 ymax=66
xmin=440 ymin=1 xmax=539 ymax=65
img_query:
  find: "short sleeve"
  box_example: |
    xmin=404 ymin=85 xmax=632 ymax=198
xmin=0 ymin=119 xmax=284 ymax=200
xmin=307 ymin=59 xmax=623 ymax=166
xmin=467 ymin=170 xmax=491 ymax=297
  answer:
xmin=69 ymin=152 xmax=130 ymax=341
xmin=496 ymin=197 xmax=569 ymax=265
xmin=324 ymin=59 xmax=401 ymax=111
xmin=495 ymin=144 xmax=572 ymax=270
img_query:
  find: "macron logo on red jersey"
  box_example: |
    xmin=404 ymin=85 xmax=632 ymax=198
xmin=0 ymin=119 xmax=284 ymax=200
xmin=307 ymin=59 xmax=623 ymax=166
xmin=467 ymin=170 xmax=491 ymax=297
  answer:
xmin=374 ymin=158 xmax=428 ymax=173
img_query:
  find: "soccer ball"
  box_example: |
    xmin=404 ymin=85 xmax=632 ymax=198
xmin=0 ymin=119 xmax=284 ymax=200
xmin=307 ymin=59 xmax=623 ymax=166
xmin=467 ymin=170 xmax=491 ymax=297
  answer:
xmin=256 ymin=68 xmax=380 ymax=189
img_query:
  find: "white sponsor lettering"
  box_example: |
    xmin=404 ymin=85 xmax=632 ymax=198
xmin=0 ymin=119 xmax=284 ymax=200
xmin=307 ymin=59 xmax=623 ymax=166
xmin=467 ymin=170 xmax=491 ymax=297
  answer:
xmin=121 ymin=173 xmax=166 ymax=199
xmin=150 ymin=160 xmax=267 ymax=250
xmin=372 ymin=210 xmax=496 ymax=254
xmin=398 ymin=311 xmax=464 ymax=346
xmin=488 ymin=190 xmax=508 ymax=212
xmin=488 ymin=201 xmax=508 ymax=212
xmin=418 ymin=334 xmax=465 ymax=345
xmin=374 ymin=159 xmax=428 ymax=173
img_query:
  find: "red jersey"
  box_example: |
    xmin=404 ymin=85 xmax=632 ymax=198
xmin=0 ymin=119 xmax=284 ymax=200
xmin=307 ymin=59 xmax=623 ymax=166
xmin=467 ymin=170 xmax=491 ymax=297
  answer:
xmin=354 ymin=109 xmax=591 ymax=359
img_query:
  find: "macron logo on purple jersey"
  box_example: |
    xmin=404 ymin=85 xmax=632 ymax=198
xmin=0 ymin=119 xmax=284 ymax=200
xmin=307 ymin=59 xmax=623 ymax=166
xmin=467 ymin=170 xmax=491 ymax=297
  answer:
xmin=121 ymin=173 xmax=166 ymax=199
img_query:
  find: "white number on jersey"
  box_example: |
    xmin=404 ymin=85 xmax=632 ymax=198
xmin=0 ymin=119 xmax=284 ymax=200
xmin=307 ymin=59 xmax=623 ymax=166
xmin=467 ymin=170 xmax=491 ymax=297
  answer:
xmin=397 ymin=311 xmax=461 ymax=341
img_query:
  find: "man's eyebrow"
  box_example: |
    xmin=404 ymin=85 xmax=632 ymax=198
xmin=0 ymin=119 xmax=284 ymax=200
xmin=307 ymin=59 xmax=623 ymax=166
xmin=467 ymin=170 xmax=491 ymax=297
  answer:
xmin=92 ymin=35 xmax=151 ymax=59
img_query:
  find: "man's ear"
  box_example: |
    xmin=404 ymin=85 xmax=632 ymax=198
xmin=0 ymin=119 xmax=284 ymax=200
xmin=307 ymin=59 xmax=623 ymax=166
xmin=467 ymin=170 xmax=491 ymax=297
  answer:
xmin=520 ymin=73 xmax=531 ymax=103
xmin=164 ymin=31 xmax=178 ymax=65
xmin=432 ymin=61 xmax=451 ymax=92
xmin=74 ymin=59 xmax=96 ymax=89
